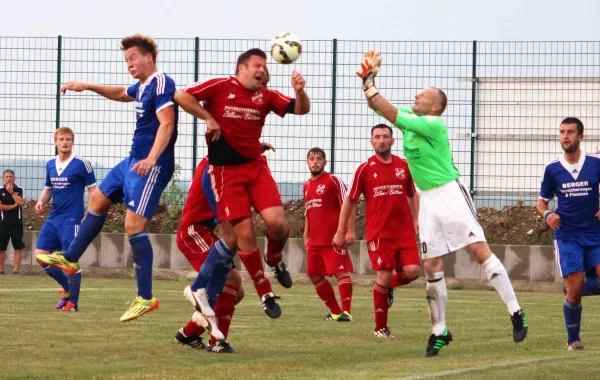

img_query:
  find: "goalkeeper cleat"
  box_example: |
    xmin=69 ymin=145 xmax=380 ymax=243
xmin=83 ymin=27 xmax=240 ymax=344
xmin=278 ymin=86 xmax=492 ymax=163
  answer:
xmin=184 ymin=285 xmax=215 ymax=317
xmin=193 ymin=312 xmax=224 ymax=341
xmin=424 ymin=329 xmax=453 ymax=357
xmin=567 ymin=341 xmax=584 ymax=351
xmin=325 ymin=313 xmax=340 ymax=321
xmin=511 ymin=309 xmax=528 ymax=343
xmin=374 ymin=327 xmax=395 ymax=339
xmin=388 ymin=288 xmax=394 ymax=309
xmin=261 ymin=292 xmax=282 ymax=319
xmin=58 ymin=301 xmax=78 ymax=312
xmin=56 ymin=290 xmax=70 ymax=310
xmin=120 ymin=296 xmax=159 ymax=322
xmin=36 ymin=251 xmax=79 ymax=275
xmin=206 ymin=340 xmax=236 ymax=354
xmin=271 ymin=261 xmax=293 ymax=289
xmin=337 ymin=311 xmax=353 ymax=322
xmin=175 ymin=328 xmax=205 ymax=349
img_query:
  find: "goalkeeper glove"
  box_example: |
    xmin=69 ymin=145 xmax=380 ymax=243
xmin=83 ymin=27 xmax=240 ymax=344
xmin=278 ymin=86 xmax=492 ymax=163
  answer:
xmin=356 ymin=59 xmax=379 ymax=99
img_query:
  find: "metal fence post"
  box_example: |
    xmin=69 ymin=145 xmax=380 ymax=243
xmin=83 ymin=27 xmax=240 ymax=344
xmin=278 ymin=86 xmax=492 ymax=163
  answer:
xmin=469 ymin=40 xmax=477 ymax=198
xmin=192 ymin=37 xmax=199 ymax=174
xmin=55 ymin=35 xmax=62 ymax=156
xmin=330 ymin=38 xmax=338 ymax=173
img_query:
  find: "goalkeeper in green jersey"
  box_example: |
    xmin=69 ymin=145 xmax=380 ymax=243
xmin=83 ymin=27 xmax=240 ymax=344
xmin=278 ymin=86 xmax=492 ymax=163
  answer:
xmin=356 ymin=51 xmax=528 ymax=357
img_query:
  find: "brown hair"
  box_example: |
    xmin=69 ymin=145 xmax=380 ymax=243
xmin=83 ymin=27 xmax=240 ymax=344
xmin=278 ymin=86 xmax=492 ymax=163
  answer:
xmin=236 ymin=48 xmax=267 ymax=74
xmin=54 ymin=126 xmax=75 ymax=141
xmin=371 ymin=124 xmax=393 ymax=137
xmin=307 ymin=147 xmax=326 ymax=160
xmin=121 ymin=34 xmax=158 ymax=63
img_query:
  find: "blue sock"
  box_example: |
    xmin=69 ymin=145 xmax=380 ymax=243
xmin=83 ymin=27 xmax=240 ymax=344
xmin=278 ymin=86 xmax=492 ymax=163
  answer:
xmin=206 ymin=263 xmax=233 ymax=308
xmin=583 ymin=277 xmax=600 ymax=296
xmin=191 ymin=240 xmax=235 ymax=292
xmin=564 ymin=299 xmax=582 ymax=343
xmin=63 ymin=211 xmax=106 ymax=262
xmin=41 ymin=263 xmax=69 ymax=291
xmin=129 ymin=232 xmax=153 ymax=300
xmin=68 ymin=270 xmax=82 ymax=307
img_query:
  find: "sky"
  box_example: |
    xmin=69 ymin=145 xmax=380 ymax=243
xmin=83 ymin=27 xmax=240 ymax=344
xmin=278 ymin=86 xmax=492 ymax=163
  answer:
xmin=3 ymin=0 xmax=600 ymax=41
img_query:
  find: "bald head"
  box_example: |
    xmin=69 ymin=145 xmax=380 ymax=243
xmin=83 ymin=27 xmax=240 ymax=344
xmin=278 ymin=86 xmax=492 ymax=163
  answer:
xmin=412 ymin=87 xmax=447 ymax=116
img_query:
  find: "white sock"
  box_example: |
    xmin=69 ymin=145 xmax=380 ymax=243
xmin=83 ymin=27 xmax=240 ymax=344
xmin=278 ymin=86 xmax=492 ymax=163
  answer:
xmin=426 ymin=271 xmax=447 ymax=336
xmin=483 ymin=254 xmax=521 ymax=315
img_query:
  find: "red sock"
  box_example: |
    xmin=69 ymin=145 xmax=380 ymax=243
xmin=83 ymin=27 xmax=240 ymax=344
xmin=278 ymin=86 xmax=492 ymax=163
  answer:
xmin=373 ymin=283 xmax=389 ymax=331
xmin=239 ymin=248 xmax=273 ymax=298
xmin=390 ymin=272 xmax=414 ymax=288
xmin=314 ymin=279 xmax=342 ymax=315
xmin=209 ymin=284 xmax=238 ymax=345
xmin=265 ymin=228 xmax=289 ymax=266
xmin=337 ymin=275 xmax=353 ymax=314
xmin=183 ymin=319 xmax=205 ymax=337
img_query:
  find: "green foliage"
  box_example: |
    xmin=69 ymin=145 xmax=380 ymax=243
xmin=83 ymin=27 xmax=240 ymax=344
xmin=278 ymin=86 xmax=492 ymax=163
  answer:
xmin=161 ymin=163 xmax=186 ymax=215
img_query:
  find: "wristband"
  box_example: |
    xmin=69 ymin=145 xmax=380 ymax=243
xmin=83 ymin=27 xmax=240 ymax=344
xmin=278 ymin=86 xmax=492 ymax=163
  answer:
xmin=364 ymin=86 xmax=379 ymax=99
xmin=543 ymin=210 xmax=553 ymax=221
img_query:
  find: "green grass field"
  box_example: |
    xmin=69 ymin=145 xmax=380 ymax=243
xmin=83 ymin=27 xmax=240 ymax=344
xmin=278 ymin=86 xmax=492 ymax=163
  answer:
xmin=1 ymin=276 xmax=599 ymax=380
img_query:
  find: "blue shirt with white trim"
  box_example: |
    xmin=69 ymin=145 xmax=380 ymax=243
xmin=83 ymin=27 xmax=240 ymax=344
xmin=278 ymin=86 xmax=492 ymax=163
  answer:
xmin=45 ymin=155 xmax=96 ymax=220
xmin=126 ymin=71 xmax=178 ymax=171
xmin=539 ymin=153 xmax=600 ymax=238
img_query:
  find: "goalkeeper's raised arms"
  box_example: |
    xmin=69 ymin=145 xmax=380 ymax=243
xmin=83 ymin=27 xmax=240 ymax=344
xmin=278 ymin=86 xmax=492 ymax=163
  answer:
xmin=364 ymin=50 xmax=382 ymax=77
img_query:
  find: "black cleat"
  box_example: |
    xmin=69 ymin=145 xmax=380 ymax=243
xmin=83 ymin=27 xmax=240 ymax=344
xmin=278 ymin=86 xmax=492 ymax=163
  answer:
xmin=388 ymin=288 xmax=394 ymax=308
xmin=261 ymin=292 xmax=282 ymax=319
xmin=175 ymin=328 xmax=205 ymax=349
xmin=424 ymin=329 xmax=453 ymax=357
xmin=206 ymin=340 xmax=236 ymax=354
xmin=511 ymin=309 xmax=528 ymax=343
xmin=270 ymin=261 xmax=293 ymax=288
xmin=336 ymin=311 xmax=353 ymax=322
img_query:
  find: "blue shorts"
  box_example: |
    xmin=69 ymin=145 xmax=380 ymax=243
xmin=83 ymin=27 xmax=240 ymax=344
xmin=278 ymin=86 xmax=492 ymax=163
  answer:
xmin=554 ymin=235 xmax=600 ymax=278
xmin=99 ymin=156 xmax=173 ymax=219
xmin=36 ymin=217 xmax=80 ymax=252
xmin=201 ymin=162 xmax=219 ymax=224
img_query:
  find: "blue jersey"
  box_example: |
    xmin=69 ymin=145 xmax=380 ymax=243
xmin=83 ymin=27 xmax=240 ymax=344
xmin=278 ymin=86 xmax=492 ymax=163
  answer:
xmin=540 ymin=153 xmax=600 ymax=238
xmin=126 ymin=71 xmax=178 ymax=172
xmin=45 ymin=155 xmax=96 ymax=220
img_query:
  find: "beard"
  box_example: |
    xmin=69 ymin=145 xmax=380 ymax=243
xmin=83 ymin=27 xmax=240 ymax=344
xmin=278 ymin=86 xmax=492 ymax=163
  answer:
xmin=310 ymin=167 xmax=325 ymax=176
xmin=562 ymin=142 xmax=579 ymax=153
xmin=375 ymin=147 xmax=392 ymax=155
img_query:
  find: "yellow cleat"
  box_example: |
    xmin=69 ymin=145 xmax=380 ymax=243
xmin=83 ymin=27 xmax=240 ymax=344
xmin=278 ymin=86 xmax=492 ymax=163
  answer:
xmin=36 ymin=251 xmax=79 ymax=275
xmin=337 ymin=311 xmax=353 ymax=322
xmin=120 ymin=296 xmax=159 ymax=322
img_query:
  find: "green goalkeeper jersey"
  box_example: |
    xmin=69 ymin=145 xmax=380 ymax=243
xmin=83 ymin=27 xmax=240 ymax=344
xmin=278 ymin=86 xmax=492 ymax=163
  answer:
xmin=376 ymin=107 xmax=459 ymax=191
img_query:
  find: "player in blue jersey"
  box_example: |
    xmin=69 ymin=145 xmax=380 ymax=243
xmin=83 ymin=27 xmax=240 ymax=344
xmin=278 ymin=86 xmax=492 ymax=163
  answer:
xmin=36 ymin=34 xmax=178 ymax=322
xmin=537 ymin=117 xmax=600 ymax=350
xmin=35 ymin=127 xmax=96 ymax=311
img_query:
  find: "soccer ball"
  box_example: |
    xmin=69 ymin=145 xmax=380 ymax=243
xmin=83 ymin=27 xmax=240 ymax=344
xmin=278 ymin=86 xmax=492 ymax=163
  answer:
xmin=270 ymin=32 xmax=302 ymax=64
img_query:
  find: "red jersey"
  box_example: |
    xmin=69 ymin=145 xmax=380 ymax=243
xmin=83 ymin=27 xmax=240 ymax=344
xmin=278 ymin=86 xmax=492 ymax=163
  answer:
xmin=179 ymin=157 xmax=215 ymax=227
xmin=304 ymin=172 xmax=347 ymax=247
xmin=183 ymin=77 xmax=292 ymax=160
xmin=348 ymin=155 xmax=416 ymax=241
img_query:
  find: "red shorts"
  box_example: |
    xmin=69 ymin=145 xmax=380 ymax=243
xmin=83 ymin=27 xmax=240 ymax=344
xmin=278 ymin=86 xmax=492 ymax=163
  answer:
xmin=307 ymin=246 xmax=354 ymax=277
xmin=367 ymin=238 xmax=421 ymax=271
xmin=208 ymin=158 xmax=282 ymax=221
xmin=176 ymin=223 xmax=218 ymax=272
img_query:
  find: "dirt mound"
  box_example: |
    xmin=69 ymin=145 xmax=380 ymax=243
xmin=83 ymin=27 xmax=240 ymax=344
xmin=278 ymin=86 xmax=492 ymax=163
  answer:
xmin=23 ymin=199 xmax=554 ymax=246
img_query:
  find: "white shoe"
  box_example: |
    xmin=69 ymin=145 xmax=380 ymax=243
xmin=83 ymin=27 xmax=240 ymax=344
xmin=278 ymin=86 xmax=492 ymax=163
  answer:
xmin=184 ymin=285 xmax=215 ymax=317
xmin=192 ymin=311 xmax=209 ymax=329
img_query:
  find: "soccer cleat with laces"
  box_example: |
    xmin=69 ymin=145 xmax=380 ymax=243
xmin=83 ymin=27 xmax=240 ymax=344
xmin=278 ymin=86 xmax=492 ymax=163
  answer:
xmin=269 ymin=260 xmax=293 ymax=289
xmin=58 ymin=301 xmax=78 ymax=312
xmin=56 ymin=290 xmax=70 ymax=310
xmin=184 ymin=285 xmax=215 ymax=317
xmin=511 ymin=309 xmax=528 ymax=342
xmin=424 ymin=329 xmax=453 ymax=357
xmin=120 ymin=296 xmax=159 ymax=322
xmin=206 ymin=340 xmax=236 ymax=354
xmin=567 ymin=341 xmax=584 ymax=351
xmin=192 ymin=311 xmax=224 ymax=341
xmin=374 ymin=327 xmax=395 ymax=339
xmin=36 ymin=251 xmax=80 ymax=275
xmin=388 ymin=288 xmax=394 ymax=308
xmin=261 ymin=292 xmax=282 ymax=319
xmin=337 ymin=311 xmax=353 ymax=322
xmin=325 ymin=313 xmax=340 ymax=321
xmin=175 ymin=328 xmax=205 ymax=349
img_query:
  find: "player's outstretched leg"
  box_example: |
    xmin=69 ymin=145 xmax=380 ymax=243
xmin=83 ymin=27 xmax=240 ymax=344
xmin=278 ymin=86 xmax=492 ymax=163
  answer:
xmin=239 ymin=248 xmax=281 ymax=318
xmin=424 ymin=269 xmax=450 ymax=356
xmin=265 ymin=227 xmax=293 ymax=289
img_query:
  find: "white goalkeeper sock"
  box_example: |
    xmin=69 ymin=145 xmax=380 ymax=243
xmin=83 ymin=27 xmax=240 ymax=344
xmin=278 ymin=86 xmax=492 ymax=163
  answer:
xmin=483 ymin=254 xmax=521 ymax=315
xmin=426 ymin=271 xmax=447 ymax=336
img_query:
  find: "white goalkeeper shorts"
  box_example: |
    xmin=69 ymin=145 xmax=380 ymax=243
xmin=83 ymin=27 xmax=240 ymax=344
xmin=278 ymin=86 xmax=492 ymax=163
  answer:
xmin=419 ymin=179 xmax=486 ymax=260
